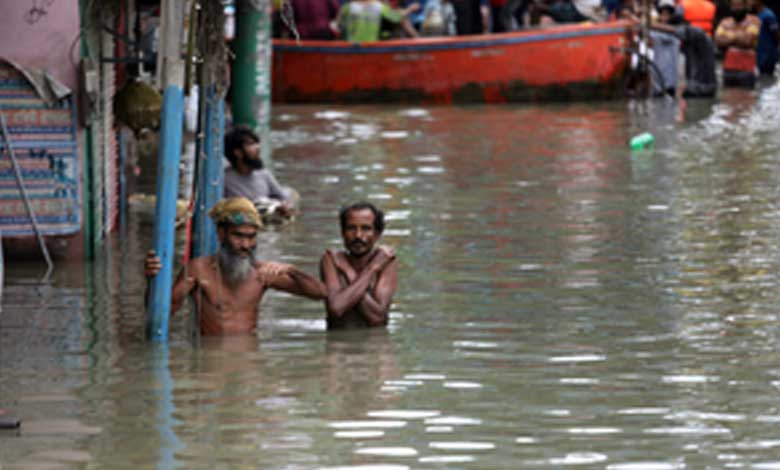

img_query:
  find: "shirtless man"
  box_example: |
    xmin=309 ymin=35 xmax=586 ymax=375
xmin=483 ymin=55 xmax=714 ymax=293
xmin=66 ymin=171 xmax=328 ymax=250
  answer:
xmin=145 ymin=197 xmax=325 ymax=335
xmin=320 ymin=202 xmax=398 ymax=329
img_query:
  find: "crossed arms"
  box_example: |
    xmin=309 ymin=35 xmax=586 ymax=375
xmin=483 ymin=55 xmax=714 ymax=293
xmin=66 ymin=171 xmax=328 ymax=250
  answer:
xmin=319 ymin=247 xmax=398 ymax=326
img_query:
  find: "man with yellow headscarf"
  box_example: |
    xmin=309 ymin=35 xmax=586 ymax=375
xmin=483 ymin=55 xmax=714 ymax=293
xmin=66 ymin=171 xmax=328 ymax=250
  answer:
xmin=144 ymin=197 xmax=326 ymax=335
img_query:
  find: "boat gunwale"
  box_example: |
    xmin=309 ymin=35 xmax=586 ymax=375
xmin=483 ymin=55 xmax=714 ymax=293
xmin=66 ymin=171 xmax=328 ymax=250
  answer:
xmin=273 ymin=20 xmax=633 ymax=54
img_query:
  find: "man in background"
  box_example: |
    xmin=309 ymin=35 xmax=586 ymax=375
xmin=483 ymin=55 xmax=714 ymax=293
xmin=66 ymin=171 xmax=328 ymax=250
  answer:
xmin=224 ymin=125 xmax=295 ymax=217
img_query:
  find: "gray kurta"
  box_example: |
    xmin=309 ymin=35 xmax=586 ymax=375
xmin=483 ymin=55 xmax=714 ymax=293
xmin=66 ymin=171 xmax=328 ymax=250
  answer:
xmin=224 ymin=167 xmax=290 ymax=204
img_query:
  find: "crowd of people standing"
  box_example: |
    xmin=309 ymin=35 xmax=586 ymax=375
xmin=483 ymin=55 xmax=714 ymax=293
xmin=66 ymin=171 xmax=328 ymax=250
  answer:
xmin=273 ymin=0 xmax=778 ymax=90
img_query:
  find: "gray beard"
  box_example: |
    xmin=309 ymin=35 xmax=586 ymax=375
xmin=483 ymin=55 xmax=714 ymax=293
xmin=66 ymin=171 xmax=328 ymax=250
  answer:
xmin=218 ymin=244 xmax=258 ymax=287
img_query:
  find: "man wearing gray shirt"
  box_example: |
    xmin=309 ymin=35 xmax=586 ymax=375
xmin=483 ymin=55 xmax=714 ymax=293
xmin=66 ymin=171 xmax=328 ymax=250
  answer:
xmin=224 ymin=126 xmax=294 ymax=217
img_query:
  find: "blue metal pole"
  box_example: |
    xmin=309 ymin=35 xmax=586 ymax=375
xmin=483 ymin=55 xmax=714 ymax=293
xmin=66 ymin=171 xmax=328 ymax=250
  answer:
xmin=192 ymin=92 xmax=224 ymax=259
xmin=146 ymin=85 xmax=184 ymax=342
xmin=152 ymin=344 xmax=182 ymax=469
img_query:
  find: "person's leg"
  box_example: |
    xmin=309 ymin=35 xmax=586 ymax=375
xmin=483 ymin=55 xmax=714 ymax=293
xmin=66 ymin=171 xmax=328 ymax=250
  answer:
xmin=501 ymin=0 xmax=527 ymax=29
xmin=492 ymin=5 xmax=506 ymax=31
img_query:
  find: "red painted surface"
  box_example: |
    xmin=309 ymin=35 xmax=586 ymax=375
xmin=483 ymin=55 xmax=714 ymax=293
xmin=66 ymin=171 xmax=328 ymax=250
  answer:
xmin=273 ymin=21 xmax=633 ymax=104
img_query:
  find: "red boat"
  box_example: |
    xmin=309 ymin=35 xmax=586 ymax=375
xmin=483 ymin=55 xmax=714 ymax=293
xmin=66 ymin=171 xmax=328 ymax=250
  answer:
xmin=272 ymin=21 xmax=634 ymax=104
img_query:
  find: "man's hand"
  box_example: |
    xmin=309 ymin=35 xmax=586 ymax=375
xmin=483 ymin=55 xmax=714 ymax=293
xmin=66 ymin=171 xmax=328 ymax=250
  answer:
xmin=258 ymin=261 xmax=293 ymax=282
xmin=404 ymin=2 xmax=421 ymax=15
xmin=145 ymin=250 xmax=162 ymax=277
xmin=147 ymin=249 xmax=201 ymax=291
xmin=277 ymin=200 xmax=296 ymax=217
xmin=370 ymin=246 xmax=396 ymax=272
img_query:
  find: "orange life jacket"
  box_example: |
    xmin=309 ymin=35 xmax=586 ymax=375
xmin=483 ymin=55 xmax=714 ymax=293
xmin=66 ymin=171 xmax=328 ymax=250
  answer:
xmin=681 ymin=0 xmax=716 ymax=35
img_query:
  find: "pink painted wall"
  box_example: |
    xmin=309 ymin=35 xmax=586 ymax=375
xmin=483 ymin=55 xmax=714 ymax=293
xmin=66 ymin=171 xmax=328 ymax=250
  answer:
xmin=0 ymin=1 xmax=81 ymax=90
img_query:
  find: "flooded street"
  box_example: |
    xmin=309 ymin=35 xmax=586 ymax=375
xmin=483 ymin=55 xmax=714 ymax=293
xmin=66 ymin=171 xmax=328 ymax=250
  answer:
xmin=5 ymin=84 xmax=780 ymax=469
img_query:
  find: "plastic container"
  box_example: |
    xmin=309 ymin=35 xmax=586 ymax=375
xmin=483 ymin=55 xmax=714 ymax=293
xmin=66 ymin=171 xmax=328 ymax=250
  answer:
xmin=630 ymin=132 xmax=655 ymax=151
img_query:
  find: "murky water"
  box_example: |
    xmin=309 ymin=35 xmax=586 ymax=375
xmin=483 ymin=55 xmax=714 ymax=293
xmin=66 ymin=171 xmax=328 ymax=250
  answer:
xmin=4 ymin=84 xmax=780 ymax=469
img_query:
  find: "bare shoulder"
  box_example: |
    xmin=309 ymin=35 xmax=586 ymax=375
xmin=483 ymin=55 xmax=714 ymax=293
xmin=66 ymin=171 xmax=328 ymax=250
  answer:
xmin=322 ymin=248 xmax=347 ymax=263
xmin=190 ymin=255 xmax=216 ymax=272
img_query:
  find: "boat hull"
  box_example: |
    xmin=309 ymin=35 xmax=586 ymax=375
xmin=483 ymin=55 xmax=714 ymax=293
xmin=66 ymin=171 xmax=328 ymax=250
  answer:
xmin=272 ymin=22 xmax=632 ymax=104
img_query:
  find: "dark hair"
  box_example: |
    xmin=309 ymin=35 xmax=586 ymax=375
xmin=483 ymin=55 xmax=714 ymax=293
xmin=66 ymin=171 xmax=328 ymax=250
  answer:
xmin=224 ymin=125 xmax=259 ymax=167
xmin=339 ymin=202 xmax=385 ymax=233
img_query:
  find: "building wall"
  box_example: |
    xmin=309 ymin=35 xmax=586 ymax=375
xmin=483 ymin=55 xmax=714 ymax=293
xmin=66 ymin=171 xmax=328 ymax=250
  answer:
xmin=0 ymin=1 xmax=81 ymax=90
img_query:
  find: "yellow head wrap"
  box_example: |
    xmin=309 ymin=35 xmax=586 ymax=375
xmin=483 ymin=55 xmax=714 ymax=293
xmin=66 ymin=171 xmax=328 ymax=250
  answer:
xmin=208 ymin=197 xmax=262 ymax=228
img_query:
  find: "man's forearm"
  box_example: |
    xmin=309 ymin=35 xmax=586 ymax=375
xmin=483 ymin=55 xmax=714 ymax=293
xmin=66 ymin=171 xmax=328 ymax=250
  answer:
xmin=735 ymin=34 xmax=757 ymax=49
xmin=289 ymin=268 xmax=327 ymax=299
xmin=357 ymin=293 xmax=389 ymax=326
xmin=326 ymin=268 xmax=376 ymax=316
xmin=170 ymin=284 xmax=191 ymax=314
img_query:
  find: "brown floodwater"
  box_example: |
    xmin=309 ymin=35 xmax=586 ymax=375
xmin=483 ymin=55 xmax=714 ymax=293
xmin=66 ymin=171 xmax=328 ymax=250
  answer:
xmin=4 ymin=83 xmax=780 ymax=469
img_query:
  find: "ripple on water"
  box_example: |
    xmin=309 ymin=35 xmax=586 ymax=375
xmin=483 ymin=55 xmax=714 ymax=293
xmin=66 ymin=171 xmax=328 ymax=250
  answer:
xmin=367 ymin=410 xmax=441 ymax=420
xmin=666 ymin=410 xmax=745 ymax=422
xmin=384 ymin=210 xmax=411 ymax=220
xmin=317 ymin=466 xmax=409 ymax=470
xmin=417 ymin=166 xmax=445 ymax=174
xmin=442 ymin=381 xmax=483 ymax=389
xmin=383 ymin=177 xmax=416 ymax=186
xmin=548 ymin=354 xmax=606 ymax=363
xmin=725 ymin=439 xmax=780 ymax=450
xmin=419 ymin=455 xmax=475 ymax=463
xmin=382 ymin=229 xmax=411 ymax=237
xmin=425 ymin=416 xmax=482 ymax=426
xmin=381 ymin=131 xmax=409 ymax=139
xmin=351 ymin=123 xmax=378 ymax=139
xmin=644 ymin=426 xmax=731 ymax=435
xmin=429 ymin=442 xmax=496 ymax=451
xmin=453 ymin=341 xmax=499 ymax=349
xmin=661 ymin=375 xmax=719 ymax=384
xmin=515 ymin=437 xmax=539 ymax=444
xmin=617 ymin=408 xmax=671 ymax=415
xmin=413 ymin=154 xmax=441 ymax=162
xmin=549 ymin=452 xmax=609 ymax=465
xmin=328 ymin=421 xmax=407 ymax=429
xmin=567 ymin=427 xmax=622 ymax=435
xmin=426 ymin=426 xmax=454 ymax=433
xmin=606 ymin=463 xmax=683 ymax=470
xmin=756 ymin=415 xmax=780 ymax=423
xmin=314 ymin=110 xmax=350 ymax=120
xmin=378 ymin=378 xmax=411 ymax=388
xmin=334 ymin=431 xmax=385 ymax=439
xmin=403 ymin=373 xmax=447 ymax=381
xmin=355 ymin=447 xmax=418 ymax=457
xmin=560 ymin=377 xmax=600 ymax=385
xmin=398 ymin=108 xmax=430 ymax=118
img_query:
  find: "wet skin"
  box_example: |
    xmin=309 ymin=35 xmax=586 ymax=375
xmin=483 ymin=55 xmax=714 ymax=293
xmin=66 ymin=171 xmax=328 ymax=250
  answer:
xmin=319 ymin=208 xmax=398 ymax=329
xmin=145 ymin=224 xmax=326 ymax=335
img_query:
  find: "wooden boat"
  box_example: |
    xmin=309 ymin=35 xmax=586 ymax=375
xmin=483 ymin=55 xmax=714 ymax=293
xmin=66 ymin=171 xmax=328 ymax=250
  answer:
xmin=272 ymin=21 xmax=634 ymax=104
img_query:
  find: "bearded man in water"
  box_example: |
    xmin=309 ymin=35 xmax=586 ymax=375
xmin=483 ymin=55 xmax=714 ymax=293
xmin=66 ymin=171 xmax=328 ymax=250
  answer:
xmin=320 ymin=202 xmax=398 ymax=329
xmin=145 ymin=197 xmax=325 ymax=335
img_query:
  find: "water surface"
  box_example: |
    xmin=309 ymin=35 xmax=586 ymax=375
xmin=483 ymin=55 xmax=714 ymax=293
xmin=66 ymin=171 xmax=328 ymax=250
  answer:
xmin=4 ymin=85 xmax=780 ymax=469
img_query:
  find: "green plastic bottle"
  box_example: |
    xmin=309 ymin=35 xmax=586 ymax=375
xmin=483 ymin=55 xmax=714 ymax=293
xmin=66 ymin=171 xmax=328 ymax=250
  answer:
xmin=629 ymin=132 xmax=655 ymax=151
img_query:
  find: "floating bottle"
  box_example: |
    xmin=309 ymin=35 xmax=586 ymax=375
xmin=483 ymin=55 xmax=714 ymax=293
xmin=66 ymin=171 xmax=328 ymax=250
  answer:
xmin=630 ymin=132 xmax=655 ymax=151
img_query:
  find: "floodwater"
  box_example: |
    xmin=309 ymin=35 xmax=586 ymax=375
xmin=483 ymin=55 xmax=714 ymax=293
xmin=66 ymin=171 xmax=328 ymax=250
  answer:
xmin=4 ymin=83 xmax=780 ymax=469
